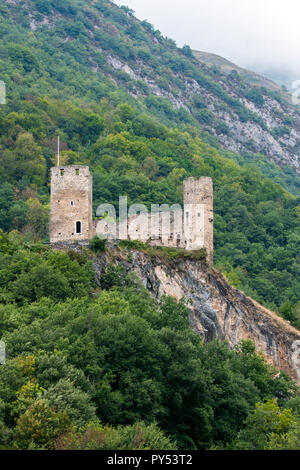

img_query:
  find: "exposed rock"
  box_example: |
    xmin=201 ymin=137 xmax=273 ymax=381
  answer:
xmin=104 ymin=50 xmax=300 ymax=175
xmin=122 ymin=250 xmax=300 ymax=381
xmin=52 ymin=241 xmax=300 ymax=381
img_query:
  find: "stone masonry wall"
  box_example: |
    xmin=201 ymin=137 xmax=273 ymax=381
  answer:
xmin=184 ymin=177 xmax=213 ymax=264
xmin=50 ymin=166 xmax=93 ymax=243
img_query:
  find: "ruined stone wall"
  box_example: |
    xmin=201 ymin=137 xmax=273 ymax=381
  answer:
xmin=50 ymin=166 xmax=93 ymax=243
xmin=95 ymin=211 xmax=186 ymax=248
xmin=93 ymin=176 xmax=214 ymax=265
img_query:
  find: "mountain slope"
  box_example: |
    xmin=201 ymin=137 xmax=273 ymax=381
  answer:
xmin=0 ymin=0 xmax=300 ymax=184
xmin=108 ymin=243 xmax=300 ymax=381
xmin=192 ymin=50 xmax=289 ymax=95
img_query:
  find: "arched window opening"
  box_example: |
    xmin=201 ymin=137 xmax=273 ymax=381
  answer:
xmin=76 ymin=221 xmax=82 ymax=234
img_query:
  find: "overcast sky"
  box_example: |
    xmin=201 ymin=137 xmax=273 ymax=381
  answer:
xmin=114 ymin=0 xmax=300 ymax=82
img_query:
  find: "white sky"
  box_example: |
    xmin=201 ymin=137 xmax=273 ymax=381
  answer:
xmin=114 ymin=0 xmax=300 ymax=79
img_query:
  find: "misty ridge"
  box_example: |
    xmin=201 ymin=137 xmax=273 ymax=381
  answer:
xmin=115 ymin=0 xmax=300 ymax=90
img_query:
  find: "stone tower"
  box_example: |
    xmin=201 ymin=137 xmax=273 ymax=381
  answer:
xmin=50 ymin=165 xmax=93 ymax=244
xmin=183 ymin=177 xmax=214 ymax=265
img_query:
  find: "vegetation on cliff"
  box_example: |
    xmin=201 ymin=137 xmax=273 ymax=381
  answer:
xmin=0 ymin=235 xmax=300 ymax=450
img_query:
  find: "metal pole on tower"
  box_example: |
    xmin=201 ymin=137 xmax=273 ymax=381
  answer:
xmin=57 ymin=136 xmax=60 ymax=167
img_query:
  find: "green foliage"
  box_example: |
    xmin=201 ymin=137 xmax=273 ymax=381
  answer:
xmin=0 ymin=419 xmax=12 ymax=449
xmin=14 ymin=399 xmax=71 ymax=450
xmin=266 ymin=423 xmax=300 ymax=450
xmin=0 ymin=230 xmax=11 ymax=254
xmin=0 ymin=240 xmax=95 ymax=304
xmin=232 ymin=399 xmax=296 ymax=450
xmin=272 ymin=126 xmax=291 ymax=139
xmin=215 ymin=120 xmax=231 ymax=135
xmin=196 ymin=109 xmax=215 ymax=125
xmin=89 ymin=236 xmax=106 ymax=253
xmin=101 ymin=263 xmax=128 ymax=290
xmin=55 ymin=421 xmax=177 ymax=450
xmin=119 ymin=240 xmax=207 ymax=263
xmin=244 ymin=88 xmax=265 ymax=106
xmin=182 ymin=45 xmax=193 ymax=58
xmin=0 ymin=0 xmax=299 ymax=451
xmin=0 ymin=250 xmax=298 ymax=450
xmin=43 ymin=379 xmax=97 ymax=427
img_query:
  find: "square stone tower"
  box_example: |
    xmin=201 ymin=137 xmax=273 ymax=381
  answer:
xmin=50 ymin=165 xmax=93 ymax=244
xmin=183 ymin=177 xmax=214 ymax=265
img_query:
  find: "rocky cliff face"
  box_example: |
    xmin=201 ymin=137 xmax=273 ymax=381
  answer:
xmin=77 ymin=242 xmax=300 ymax=381
xmin=105 ymin=50 xmax=300 ymax=176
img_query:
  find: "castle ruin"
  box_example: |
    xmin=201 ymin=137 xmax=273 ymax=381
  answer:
xmin=50 ymin=165 xmax=214 ymax=264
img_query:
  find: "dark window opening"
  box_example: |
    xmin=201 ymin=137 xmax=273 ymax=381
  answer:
xmin=60 ymin=169 xmax=64 ymax=176
xmin=76 ymin=169 xmax=80 ymax=175
xmin=71 ymin=201 xmax=74 ymax=207
xmin=76 ymin=221 xmax=82 ymax=234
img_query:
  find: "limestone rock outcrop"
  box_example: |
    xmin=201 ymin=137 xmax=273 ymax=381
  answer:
xmin=97 ymin=245 xmax=300 ymax=381
xmin=53 ymin=241 xmax=300 ymax=381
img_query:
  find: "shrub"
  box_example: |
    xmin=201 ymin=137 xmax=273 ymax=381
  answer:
xmin=55 ymin=421 xmax=177 ymax=450
xmin=119 ymin=240 xmax=207 ymax=262
xmin=89 ymin=236 xmax=106 ymax=253
xmin=14 ymin=399 xmax=71 ymax=450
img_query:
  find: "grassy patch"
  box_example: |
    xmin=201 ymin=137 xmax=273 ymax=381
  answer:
xmin=118 ymin=240 xmax=207 ymax=262
xmin=89 ymin=236 xmax=107 ymax=253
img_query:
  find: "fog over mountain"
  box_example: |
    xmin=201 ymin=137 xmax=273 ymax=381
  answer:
xmin=115 ymin=0 xmax=300 ymax=88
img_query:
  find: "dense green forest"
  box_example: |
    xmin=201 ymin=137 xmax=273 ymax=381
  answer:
xmin=0 ymin=0 xmax=300 ymax=450
xmin=1 ymin=233 xmax=300 ymax=450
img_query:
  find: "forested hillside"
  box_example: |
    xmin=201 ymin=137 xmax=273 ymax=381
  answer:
xmin=0 ymin=0 xmax=299 ymax=318
xmin=0 ymin=0 xmax=300 ymax=450
xmin=1 ymin=0 xmax=300 ymax=184
xmin=0 ymin=234 xmax=300 ymax=450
